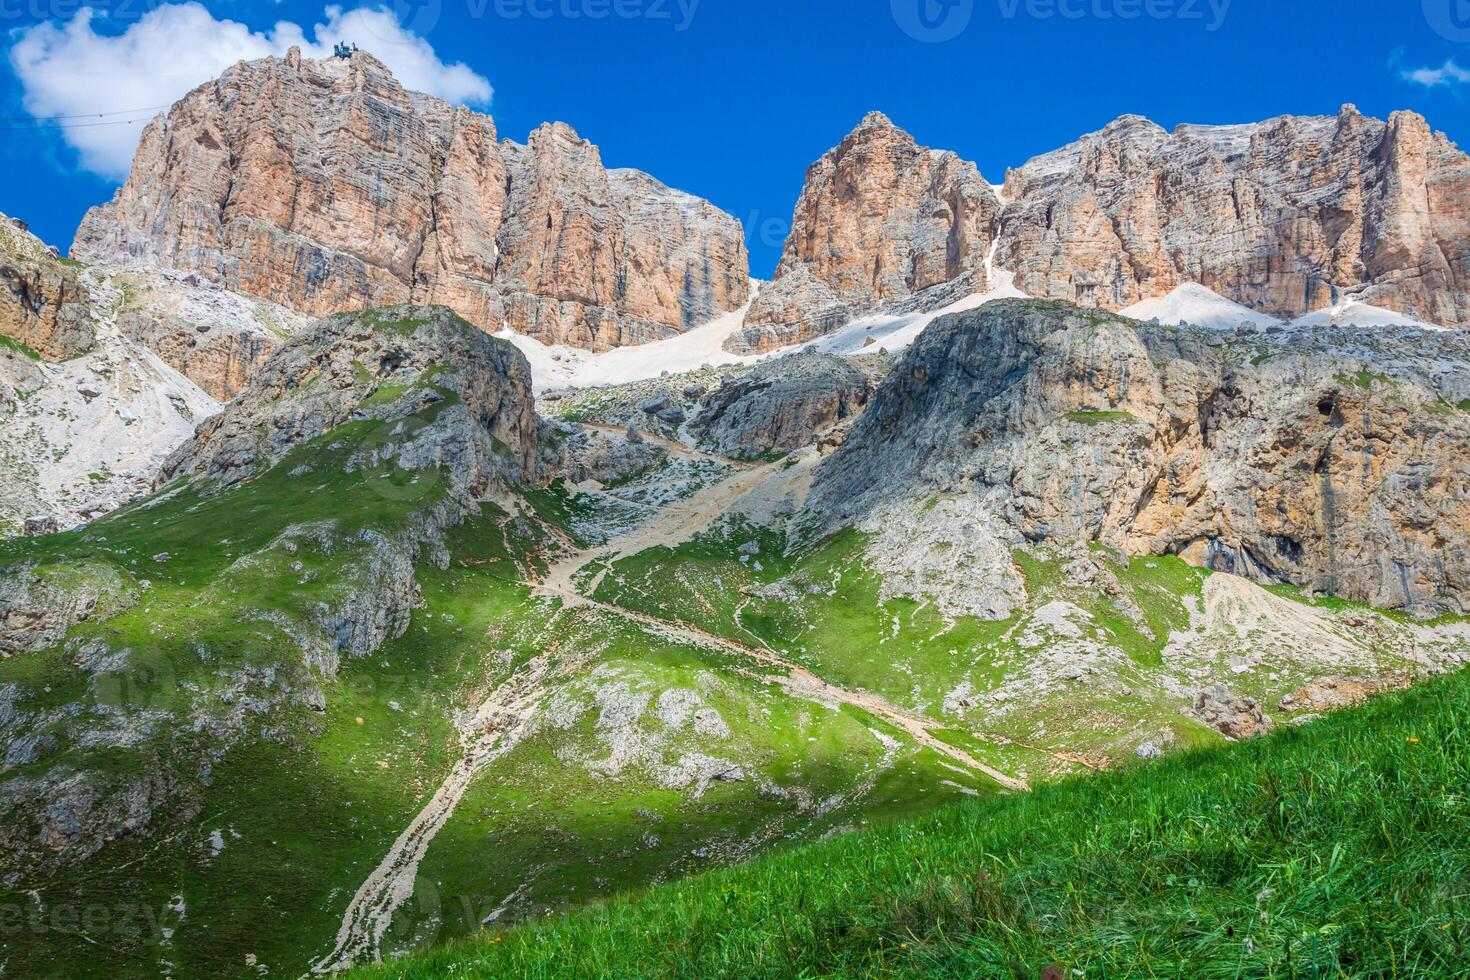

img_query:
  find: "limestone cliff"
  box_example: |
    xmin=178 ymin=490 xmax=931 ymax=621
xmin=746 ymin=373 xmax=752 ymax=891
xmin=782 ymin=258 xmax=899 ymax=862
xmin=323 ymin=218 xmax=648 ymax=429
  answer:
xmin=73 ymin=50 xmax=750 ymax=351
xmin=998 ymin=106 xmax=1470 ymax=326
xmin=729 ymin=113 xmax=1000 ymax=353
xmin=747 ymin=106 xmax=1470 ymax=350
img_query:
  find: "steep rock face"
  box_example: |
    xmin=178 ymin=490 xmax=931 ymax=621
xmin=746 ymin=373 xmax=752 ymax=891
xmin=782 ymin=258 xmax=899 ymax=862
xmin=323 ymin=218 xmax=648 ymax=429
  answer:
xmin=728 ymin=269 xmax=852 ymax=356
xmin=741 ymin=106 xmax=1470 ymax=352
xmin=999 ymin=106 xmax=1470 ymax=326
xmin=162 ymin=305 xmax=540 ymax=493
xmin=729 ymin=113 xmax=1000 ymax=353
xmin=690 ymin=351 xmax=874 ymax=459
xmin=0 ymin=215 xmax=94 ymax=361
xmin=811 ymin=300 xmax=1470 ymax=615
xmin=113 ymin=269 xmax=304 ymax=400
xmin=73 ymin=50 xmax=749 ymax=351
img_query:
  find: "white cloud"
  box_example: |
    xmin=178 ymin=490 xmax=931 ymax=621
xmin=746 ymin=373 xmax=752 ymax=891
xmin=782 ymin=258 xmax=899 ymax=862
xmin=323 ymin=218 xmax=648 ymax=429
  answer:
xmin=1400 ymin=58 xmax=1470 ymax=89
xmin=8 ymin=3 xmax=492 ymax=179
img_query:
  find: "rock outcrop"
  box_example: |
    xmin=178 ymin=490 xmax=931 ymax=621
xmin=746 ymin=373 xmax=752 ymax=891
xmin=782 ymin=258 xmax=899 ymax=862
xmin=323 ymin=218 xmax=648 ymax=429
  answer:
xmin=997 ymin=106 xmax=1470 ymax=327
xmin=1192 ymin=686 xmax=1273 ymax=740
xmin=555 ymin=422 xmax=668 ymax=487
xmin=73 ymin=50 xmax=750 ymax=352
xmin=729 ymin=113 xmax=1000 ymax=353
xmin=689 ymin=350 xmax=875 ymax=459
xmin=161 ymin=305 xmax=540 ymax=494
xmin=1 ymin=214 xmax=94 ymax=361
xmin=810 ymin=299 xmax=1470 ymax=616
xmin=0 ymin=562 xmax=136 ymax=656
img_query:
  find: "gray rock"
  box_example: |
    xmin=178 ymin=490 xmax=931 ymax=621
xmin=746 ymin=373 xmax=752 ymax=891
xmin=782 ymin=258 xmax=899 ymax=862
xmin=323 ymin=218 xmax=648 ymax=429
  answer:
xmin=22 ymin=516 xmax=58 ymax=536
xmin=809 ymin=299 xmax=1470 ymax=616
xmin=0 ymin=563 xmax=137 ymax=656
xmin=557 ymin=424 xmax=667 ymax=487
xmin=640 ymin=396 xmax=675 ymax=416
xmin=690 ymin=350 xmax=874 ymax=461
xmin=159 ymin=305 xmax=540 ymax=498
xmin=1193 ymin=686 xmax=1273 ymax=741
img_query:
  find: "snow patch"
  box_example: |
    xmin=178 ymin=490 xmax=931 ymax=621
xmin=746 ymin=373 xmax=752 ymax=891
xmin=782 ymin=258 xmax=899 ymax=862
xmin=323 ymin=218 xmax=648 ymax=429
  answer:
xmin=799 ymin=268 xmax=1027 ymax=358
xmin=1120 ymin=282 xmax=1281 ymax=332
xmin=1289 ymin=299 xmax=1442 ymax=331
xmin=498 ymin=287 xmax=761 ymax=392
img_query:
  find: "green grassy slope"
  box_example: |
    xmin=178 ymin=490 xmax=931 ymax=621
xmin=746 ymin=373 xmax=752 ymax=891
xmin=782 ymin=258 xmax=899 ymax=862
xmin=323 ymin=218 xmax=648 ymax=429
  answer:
xmin=0 ymin=371 xmax=1000 ymax=977
xmin=357 ymin=663 xmax=1470 ymax=979
xmin=584 ymin=516 xmax=1446 ymax=769
xmin=7 ymin=310 xmax=1466 ymax=976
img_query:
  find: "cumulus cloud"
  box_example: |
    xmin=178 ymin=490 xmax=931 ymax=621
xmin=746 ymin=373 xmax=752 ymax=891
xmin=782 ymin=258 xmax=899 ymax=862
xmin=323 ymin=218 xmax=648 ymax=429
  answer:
xmin=8 ymin=3 xmax=492 ymax=179
xmin=1400 ymin=58 xmax=1470 ymax=89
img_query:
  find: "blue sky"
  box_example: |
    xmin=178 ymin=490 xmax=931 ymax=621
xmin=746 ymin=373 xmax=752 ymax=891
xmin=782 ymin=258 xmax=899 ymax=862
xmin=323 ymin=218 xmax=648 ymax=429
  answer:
xmin=2 ymin=0 xmax=1467 ymax=275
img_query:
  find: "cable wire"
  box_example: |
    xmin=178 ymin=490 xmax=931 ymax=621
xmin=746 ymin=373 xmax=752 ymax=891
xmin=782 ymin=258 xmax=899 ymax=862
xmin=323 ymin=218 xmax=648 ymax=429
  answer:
xmin=0 ymin=104 xmax=171 ymax=123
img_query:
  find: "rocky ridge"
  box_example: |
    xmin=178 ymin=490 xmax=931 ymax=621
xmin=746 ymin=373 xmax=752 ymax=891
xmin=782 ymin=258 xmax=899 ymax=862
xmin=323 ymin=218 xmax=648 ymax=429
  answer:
xmin=743 ymin=107 xmax=1470 ymax=349
xmin=73 ymin=50 xmax=750 ymax=352
xmin=161 ymin=304 xmax=541 ymax=493
xmin=809 ymin=299 xmax=1470 ymax=616
xmin=997 ymin=107 xmax=1470 ymax=326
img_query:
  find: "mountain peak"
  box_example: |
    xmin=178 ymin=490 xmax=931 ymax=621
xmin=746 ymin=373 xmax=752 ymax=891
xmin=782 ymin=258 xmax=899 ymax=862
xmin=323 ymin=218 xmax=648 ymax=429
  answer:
xmin=71 ymin=54 xmax=751 ymax=352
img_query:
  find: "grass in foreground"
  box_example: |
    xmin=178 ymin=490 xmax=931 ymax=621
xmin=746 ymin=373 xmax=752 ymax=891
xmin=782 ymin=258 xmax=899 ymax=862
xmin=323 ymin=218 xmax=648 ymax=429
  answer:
xmin=357 ymin=666 xmax=1470 ymax=978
